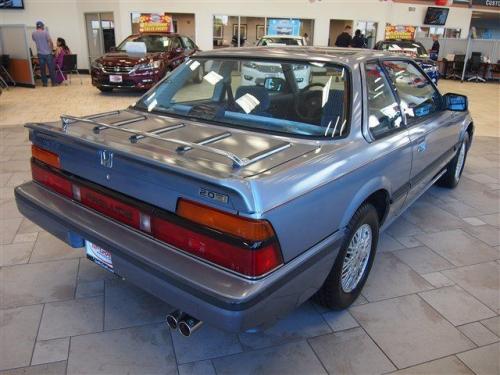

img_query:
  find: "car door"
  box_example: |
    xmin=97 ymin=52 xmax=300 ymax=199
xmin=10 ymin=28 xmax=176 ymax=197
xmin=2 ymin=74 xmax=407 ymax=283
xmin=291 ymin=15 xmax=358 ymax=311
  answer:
xmin=363 ymin=61 xmax=412 ymax=221
xmin=382 ymin=60 xmax=460 ymax=205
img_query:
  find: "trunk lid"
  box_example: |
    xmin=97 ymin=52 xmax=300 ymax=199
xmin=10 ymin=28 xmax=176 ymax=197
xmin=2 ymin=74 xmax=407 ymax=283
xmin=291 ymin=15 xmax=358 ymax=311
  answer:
xmin=27 ymin=109 xmax=319 ymax=213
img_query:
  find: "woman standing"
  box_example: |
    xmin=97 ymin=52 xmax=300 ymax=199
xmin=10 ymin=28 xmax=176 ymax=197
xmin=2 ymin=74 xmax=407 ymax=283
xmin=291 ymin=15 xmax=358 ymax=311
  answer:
xmin=54 ymin=38 xmax=71 ymax=84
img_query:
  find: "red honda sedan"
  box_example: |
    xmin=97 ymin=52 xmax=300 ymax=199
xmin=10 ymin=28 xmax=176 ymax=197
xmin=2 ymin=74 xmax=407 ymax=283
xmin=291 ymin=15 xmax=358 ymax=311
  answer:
xmin=91 ymin=33 xmax=199 ymax=92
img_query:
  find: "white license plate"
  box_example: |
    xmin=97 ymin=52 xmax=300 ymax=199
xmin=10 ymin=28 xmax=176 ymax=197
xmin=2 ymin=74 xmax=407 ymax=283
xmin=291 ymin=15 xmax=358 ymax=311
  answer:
xmin=85 ymin=241 xmax=114 ymax=272
xmin=109 ymin=75 xmax=122 ymax=83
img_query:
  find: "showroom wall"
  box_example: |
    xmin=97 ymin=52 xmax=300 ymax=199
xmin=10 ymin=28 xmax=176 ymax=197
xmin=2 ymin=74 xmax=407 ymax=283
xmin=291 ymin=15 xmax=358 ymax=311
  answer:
xmin=0 ymin=0 xmax=483 ymax=70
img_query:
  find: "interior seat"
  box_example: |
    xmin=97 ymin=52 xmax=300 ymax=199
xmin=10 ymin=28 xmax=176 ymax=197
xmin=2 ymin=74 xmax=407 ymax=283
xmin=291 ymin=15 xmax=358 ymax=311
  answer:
xmin=321 ymin=89 xmax=344 ymax=128
xmin=234 ymin=86 xmax=271 ymax=116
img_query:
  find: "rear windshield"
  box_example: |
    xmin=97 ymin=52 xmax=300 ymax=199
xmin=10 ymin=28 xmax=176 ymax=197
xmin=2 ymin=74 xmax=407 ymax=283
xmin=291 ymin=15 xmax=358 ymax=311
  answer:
xmin=134 ymin=58 xmax=350 ymax=139
xmin=257 ymin=37 xmax=304 ymax=46
xmin=117 ymin=35 xmax=174 ymax=53
xmin=377 ymin=41 xmax=428 ymax=58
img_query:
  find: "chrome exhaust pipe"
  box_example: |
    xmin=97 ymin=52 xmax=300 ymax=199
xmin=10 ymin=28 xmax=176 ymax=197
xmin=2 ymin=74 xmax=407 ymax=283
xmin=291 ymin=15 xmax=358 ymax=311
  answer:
xmin=178 ymin=315 xmax=203 ymax=337
xmin=166 ymin=310 xmax=185 ymax=330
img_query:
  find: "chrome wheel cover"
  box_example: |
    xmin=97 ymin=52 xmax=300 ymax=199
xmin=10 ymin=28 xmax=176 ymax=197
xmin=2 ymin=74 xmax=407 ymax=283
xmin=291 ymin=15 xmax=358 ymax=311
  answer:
xmin=341 ymin=224 xmax=372 ymax=293
xmin=455 ymin=142 xmax=466 ymax=181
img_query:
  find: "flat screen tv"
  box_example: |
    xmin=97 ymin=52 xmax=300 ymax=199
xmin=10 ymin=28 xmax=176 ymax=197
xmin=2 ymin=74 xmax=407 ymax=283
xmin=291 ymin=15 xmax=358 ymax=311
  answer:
xmin=424 ymin=7 xmax=449 ymax=25
xmin=0 ymin=0 xmax=24 ymax=9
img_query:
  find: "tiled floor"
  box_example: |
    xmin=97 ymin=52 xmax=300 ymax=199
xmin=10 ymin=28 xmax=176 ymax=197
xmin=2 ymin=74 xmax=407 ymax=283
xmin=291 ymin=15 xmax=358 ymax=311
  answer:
xmin=0 ymin=78 xmax=499 ymax=374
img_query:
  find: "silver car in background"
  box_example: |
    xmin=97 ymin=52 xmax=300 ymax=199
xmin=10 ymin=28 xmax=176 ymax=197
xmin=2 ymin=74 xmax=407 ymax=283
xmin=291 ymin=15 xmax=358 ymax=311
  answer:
xmin=15 ymin=47 xmax=473 ymax=335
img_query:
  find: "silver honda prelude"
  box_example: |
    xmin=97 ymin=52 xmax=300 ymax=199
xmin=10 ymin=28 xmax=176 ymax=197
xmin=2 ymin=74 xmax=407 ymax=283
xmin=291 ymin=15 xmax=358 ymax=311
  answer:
xmin=15 ymin=47 xmax=473 ymax=335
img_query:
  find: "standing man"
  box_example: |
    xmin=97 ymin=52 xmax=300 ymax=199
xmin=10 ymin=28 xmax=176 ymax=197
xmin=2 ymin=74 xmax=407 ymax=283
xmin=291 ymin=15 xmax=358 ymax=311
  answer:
xmin=430 ymin=34 xmax=440 ymax=61
xmin=351 ymin=29 xmax=366 ymax=48
xmin=32 ymin=21 xmax=57 ymax=87
xmin=335 ymin=25 xmax=352 ymax=48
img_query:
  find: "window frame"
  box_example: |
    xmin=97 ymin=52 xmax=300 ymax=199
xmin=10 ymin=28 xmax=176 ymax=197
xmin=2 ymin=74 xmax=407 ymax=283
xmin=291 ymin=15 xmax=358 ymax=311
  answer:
xmin=362 ymin=59 xmax=407 ymax=142
xmin=380 ymin=58 xmax=444 ymax=127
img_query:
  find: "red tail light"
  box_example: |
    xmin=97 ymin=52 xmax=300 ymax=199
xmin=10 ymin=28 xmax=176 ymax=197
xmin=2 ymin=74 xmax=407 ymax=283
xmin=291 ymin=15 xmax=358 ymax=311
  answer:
xmin=30 ymin=158 xmax=283 ymax=278
xmin=31 ymin=162 xmax=72 ymax=198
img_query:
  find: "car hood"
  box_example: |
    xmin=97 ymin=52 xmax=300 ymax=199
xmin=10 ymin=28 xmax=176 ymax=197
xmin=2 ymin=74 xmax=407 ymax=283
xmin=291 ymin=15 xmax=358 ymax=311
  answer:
xmin=96 ymin=52 xmax=163 ymax=67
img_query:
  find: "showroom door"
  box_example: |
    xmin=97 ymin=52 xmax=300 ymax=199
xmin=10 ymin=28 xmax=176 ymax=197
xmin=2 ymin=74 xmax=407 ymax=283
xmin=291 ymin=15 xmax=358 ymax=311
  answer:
xmin=85 ymin=12 xmax=116 ymax=68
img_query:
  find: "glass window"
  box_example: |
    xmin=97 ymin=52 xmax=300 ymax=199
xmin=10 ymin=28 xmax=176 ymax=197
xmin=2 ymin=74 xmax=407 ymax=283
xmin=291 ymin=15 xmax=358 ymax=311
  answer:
xmin=181 ymin=36 xmax=196 ymax=50
xmin=364 ymin=63 xmax=403 ymax=139
xmin=135 ymin=58 xmax=350 ymax=139
xmin=383 ymin=61 xmax=441 ymax=123
xmin=117 ymin=34 xmax=174 ymax=52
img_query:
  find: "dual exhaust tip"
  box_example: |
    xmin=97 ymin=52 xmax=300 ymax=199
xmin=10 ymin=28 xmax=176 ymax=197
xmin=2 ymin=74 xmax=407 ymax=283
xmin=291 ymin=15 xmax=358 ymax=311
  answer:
xmin=166 ymin=310 xmax=202 ymax=337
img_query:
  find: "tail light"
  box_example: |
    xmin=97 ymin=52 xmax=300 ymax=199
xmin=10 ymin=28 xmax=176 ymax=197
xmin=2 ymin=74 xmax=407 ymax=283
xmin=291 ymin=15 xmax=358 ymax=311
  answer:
xmin=29 ymin=146 xmax=283 ymax=278
xmin=32 ymin=145 xmax=60 ymax=169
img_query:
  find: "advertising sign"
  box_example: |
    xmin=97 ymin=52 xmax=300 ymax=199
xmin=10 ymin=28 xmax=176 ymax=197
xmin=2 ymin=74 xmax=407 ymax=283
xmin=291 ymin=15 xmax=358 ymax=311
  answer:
xmin=139 ymin=13 xmax=172 ymax=33
xmin=384 ymin=25 xmax=416 ymax=40
xmin=267 ymin=19 xmax=302 ymax=36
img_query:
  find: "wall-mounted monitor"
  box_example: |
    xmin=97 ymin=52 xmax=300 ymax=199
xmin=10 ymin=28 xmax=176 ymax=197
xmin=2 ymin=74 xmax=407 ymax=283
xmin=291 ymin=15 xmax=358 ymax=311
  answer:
xmin=0 ymin=0 xmax=24 ymax=9
xmin=424 ymin=7 xmax=449 ymax=25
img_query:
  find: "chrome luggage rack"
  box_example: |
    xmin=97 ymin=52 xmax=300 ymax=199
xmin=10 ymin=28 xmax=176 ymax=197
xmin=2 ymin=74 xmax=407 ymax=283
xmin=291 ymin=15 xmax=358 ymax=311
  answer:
xmin=60 ymin=112 xmax=291 ymax=169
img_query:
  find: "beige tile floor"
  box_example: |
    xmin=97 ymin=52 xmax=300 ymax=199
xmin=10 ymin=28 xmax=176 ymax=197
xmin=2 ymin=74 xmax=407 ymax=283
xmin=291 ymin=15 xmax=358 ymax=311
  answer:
xmin=0 ymin=77 xmax=499 ymax=375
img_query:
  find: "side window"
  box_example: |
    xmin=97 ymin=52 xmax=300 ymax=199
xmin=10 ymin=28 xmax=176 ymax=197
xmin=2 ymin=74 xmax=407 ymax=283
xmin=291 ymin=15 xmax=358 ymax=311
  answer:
xmin=182 ymin=37 xmax=197 ymax=50
xmin=170 ymin=37 xmax=182 ymax=50
xmin=364 ymin=63 xmax=403 ymax=139
xmin=382 ymin=61 xmax=441 ymax=124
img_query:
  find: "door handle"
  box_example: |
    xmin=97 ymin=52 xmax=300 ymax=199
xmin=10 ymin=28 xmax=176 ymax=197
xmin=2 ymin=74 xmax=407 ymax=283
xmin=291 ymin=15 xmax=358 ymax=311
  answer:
xmin=417 ymin=139 xmax=427 ymax=153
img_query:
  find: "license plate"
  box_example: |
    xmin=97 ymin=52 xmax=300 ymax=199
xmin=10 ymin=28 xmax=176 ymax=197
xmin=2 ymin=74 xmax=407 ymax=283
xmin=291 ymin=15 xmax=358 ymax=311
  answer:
xmin=109 ymin=75 xmax=122 ymax=83
xmin=85 ymin=241 xmax=114 ymax=273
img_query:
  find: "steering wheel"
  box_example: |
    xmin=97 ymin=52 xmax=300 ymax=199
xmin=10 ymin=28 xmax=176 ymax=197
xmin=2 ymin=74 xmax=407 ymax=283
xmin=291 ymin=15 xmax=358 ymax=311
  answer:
xmin=294 ymin=83 xmax=325 ymax=123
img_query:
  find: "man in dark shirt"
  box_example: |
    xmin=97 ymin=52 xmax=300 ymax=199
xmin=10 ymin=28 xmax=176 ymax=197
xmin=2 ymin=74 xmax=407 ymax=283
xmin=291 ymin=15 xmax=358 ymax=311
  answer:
xmin=430 ymin=34 xmax=440 ymax=61
xmin=335 ymin=25 xmax=352 ymax=48
xmin=351 ymin=29 xmax=366 ymax=48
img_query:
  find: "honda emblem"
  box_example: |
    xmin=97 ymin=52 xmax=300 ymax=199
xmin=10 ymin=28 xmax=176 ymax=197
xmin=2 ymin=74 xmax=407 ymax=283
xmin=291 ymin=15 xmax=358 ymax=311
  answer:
xmin=99 ymin=150 xmax=113 ymax=168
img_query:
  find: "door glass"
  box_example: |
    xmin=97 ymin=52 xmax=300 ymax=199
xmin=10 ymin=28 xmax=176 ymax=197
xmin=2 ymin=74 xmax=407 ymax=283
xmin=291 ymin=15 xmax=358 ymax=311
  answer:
xmin=383 ymin=61 xmax=441 ymax=123
xmin=365 ymin=63 xmax=403 ymax=139
xmin=85 ymin=13 xmax=103 ymax=67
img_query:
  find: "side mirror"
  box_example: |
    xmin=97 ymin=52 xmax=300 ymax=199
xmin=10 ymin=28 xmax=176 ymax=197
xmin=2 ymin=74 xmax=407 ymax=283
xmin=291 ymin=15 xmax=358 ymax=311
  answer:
xmin=109 ymin=46 xmax=117 ymax=52
xmin=263 ymin=77 xmax=286 ymax=92
xmin=443 ymin=93 xmax=468 ymax=112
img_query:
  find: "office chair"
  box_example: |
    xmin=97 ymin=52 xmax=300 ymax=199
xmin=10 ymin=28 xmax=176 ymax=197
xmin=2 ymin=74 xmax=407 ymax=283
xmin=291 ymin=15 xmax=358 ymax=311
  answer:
xmin=0 ymin=55 xmax=16 ymax=88
xmin=449 ymin=54 xmax=465 ymax=80
xmin=467 ymin=52 xmax=485 ymax=82
xmin=56 ymin=54 xmax=82 ymax=85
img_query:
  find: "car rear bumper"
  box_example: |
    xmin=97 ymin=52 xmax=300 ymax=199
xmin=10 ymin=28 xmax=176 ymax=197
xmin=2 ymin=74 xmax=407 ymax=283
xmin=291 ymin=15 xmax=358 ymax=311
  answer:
xmin=15 ymin=181 xmax=343 ymax=332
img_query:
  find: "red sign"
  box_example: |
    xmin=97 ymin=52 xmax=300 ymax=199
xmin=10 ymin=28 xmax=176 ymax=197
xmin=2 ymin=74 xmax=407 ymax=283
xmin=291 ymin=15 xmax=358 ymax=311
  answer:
xmin=139 ymin=13 xmax=172 ymax=33
xmin=385 ymin=25 xmax=416 ymax=40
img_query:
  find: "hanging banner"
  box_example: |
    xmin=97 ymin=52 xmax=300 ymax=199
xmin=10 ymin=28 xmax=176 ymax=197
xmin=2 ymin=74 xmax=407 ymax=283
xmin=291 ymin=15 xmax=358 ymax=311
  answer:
xmin=139 ymin=13 xmax=172 ymax=33
xmin=384 ymin=25 xmax=416 ymax=40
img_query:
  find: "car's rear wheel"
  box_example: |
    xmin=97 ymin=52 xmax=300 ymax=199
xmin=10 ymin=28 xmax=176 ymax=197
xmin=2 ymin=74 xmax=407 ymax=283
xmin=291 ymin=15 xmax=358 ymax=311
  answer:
xmin=437 ymin=132 xmax=470 ymax=189
xmin=97 ymin=86 xmax=113 ymax=92
xmin=315 ymin=203 xmax=379 ymax=309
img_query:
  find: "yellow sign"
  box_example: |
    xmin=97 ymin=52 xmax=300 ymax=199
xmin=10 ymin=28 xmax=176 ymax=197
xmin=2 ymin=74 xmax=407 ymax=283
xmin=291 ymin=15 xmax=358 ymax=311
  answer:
xmin=385 ymin=25 xmax=416 ymax=40
xmin=139 ymin=13 xmax=172 ymax=33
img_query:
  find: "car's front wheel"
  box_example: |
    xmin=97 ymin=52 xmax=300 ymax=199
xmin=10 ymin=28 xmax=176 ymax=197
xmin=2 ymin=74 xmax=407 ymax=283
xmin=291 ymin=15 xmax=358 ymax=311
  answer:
xmin=315 ymin=203 xmax=379 ymax=309
xmin=437 ymin=132 xmax=470 ymax=188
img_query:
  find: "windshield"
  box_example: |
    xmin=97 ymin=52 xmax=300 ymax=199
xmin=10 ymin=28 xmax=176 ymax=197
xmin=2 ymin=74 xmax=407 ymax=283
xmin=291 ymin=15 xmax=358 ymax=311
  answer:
xmin=134 ymin=58 xmax=350 ymax=139
xmin=257 ymin=37 xmax=304 ymax=46
xmin=117 ymin=35 xmax=174 ymax=53
xmin=378 ymin=41 xmax=428 ymax=58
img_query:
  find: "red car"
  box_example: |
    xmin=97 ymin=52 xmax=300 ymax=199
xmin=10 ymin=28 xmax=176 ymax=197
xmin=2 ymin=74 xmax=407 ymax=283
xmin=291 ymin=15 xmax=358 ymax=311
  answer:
xmin=91 ymin=33 xmax=199 ymax=92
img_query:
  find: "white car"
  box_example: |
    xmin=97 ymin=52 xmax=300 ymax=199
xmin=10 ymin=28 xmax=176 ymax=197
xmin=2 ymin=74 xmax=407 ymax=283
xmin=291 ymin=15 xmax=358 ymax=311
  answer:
xmin=256 ymin=35 xmax=307 ymax=47
xmin=242 ymin=36 xmax=311 ymax=89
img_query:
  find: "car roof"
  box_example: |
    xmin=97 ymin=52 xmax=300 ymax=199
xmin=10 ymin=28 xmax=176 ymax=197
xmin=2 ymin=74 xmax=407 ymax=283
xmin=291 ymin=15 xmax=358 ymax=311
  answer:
xmin=195 ymin=46 xmax=403 ymax=66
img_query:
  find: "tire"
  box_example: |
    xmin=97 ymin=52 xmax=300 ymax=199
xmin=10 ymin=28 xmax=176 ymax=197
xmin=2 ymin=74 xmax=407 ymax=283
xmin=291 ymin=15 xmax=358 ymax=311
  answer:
xmin=97 ymin=86 xmax=113 ymax=92
xmin=437 ymin=132 xmax=470 ymax=189
xmin=315 ymin=203 xmax=379 ymax=309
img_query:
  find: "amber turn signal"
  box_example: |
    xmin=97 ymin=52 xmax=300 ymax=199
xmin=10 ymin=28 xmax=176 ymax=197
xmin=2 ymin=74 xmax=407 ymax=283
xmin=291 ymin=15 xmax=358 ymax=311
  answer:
xmin=177 ymin=199 xmax=276 ymax=242
xmin=32 ymin=145 xmax=60 ymax=169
